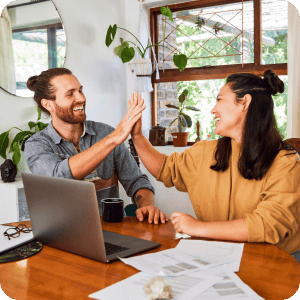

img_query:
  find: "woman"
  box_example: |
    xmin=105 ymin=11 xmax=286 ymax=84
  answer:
xmin=129 ymin=70 xmax=300 ymax=260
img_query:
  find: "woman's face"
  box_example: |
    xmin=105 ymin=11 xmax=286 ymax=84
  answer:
xmin=211 ymin=83 xmax=248 ymax=143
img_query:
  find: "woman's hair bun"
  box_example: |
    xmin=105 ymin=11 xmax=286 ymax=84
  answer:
xmin=26 ymin=75 xmax=39 ymax=91
xmin=263 ymin=70 xmax=284 ymax=95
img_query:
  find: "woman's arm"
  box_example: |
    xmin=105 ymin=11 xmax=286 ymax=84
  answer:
xmin=171 ymin=213 xmax=248 ymax=242
xmin=130 ymin=92 xmax=164 ymax=178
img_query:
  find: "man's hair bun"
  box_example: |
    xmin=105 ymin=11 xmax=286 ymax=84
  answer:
xmin=263 ymin=70 xmax=284 ymax=95
xmin=26 ymin=76 xmax=39 ymax=91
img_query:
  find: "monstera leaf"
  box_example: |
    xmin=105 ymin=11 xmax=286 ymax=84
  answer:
xmin=114 ymin=38 xmax=130 ymax=58
xmin=173 ymin=54 xmax=188 ymax=71
xmin=121 ymin=47 xmax=135 ymax=63
xmin=105 ymin=24 xmax=117 ymax=47
xmin=160 ymin=6 xmax=174 ymax=22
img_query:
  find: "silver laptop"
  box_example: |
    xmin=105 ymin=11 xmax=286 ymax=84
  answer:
xmin=21 ymin=173 xmax=160 ymax=262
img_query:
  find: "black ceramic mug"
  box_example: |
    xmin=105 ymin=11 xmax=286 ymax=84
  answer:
xmin=101 ymin=198 xmax=124 ymax=222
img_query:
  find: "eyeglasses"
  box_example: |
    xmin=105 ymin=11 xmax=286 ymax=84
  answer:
xmin=3 ymin=224 xmax=32 ymax=240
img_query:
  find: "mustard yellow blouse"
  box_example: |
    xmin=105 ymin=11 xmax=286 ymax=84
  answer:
xmin=157 ymin=139 xmax=300 ymax=253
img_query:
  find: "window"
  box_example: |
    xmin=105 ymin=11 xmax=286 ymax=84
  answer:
xmin=12 ymin=24 xmax=66 ymax=97
xmin=150 ymin=0 xmax=288 ymax=142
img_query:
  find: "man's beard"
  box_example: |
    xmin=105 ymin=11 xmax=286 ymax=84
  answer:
xmin=54 ymin=103 xmax=86 ymax=124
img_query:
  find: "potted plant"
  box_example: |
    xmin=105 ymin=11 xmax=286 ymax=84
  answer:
xmin=0 ymin=108 xmax=48 ymax=171
xmin=105 ymin=6 xmax=188 ymax=73
xmin=166 ymin=89 xmax=200 ymax=147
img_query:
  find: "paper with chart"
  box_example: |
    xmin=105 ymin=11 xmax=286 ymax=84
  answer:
xmin=0 ymin=225 xmax=34 ymax=254
xmin=174 ymin=240 xmax=244 ymax=272
xmin=193 ymin=266 xmax=264 ymax=300
xmin=89 ymin=270 xmax=221 ymax=300
xmin=120 ymin=240 xmax=244 ymax=276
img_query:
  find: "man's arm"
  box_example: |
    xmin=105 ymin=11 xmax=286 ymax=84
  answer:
xmin=69 ymin=98 xmax=145 ymax=180
xmin=134 ymin=189 xmax=168 ymax=224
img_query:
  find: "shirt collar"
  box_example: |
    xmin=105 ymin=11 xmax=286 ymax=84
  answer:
xmin=47 ymin=121 xmax=96 ymax=144
xmin=83 ymin=121 xmax=96 ymax=136
xmin=46 ymin=121 xmax=63 ymax=144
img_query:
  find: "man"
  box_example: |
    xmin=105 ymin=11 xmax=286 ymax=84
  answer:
xmin=24 ymin=67 xmax=167 ymax=224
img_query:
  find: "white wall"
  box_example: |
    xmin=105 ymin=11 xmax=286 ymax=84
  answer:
xmin=1 ymin=0 xmax=192 ymax=217
xmin=0 ymin=0 xmax=133 ymax=174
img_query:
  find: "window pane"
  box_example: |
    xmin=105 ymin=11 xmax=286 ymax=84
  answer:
xmin=12 ymin=29 xmax=48 ymax=97
xmin=261 ymin=0 xmax=287 ymax=65
xmin=157 ymin=1 xmax=254 ymax=70
xmin=12 ymin=26 xmax=66 ymax=97
xmin=157 ymin=76 xmax=287 ymax=142
xmin=56 ymin=28 xmax=66 ymax=67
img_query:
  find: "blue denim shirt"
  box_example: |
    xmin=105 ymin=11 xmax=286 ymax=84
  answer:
xmin=24 ymin=121 xmax=154 ymax=215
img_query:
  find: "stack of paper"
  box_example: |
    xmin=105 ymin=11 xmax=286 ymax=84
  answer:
xmin=89 ymin=240 xmax=264 ymax=300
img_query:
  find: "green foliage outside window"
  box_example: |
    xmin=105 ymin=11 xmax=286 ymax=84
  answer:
xmin=172 ymin=23 xmax=288 ymax=142
xmin=177 ymin=76 xmax=288 ymax=142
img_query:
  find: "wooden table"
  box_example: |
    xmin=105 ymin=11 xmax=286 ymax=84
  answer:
xmin=0 ymin=218 xmax=299 ymax=300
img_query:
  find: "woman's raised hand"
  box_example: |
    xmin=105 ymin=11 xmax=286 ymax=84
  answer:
xmin=111 ymin=91 xmax=145 ymax=146
xmin=129 ymin=91 xmax=144 ymax=138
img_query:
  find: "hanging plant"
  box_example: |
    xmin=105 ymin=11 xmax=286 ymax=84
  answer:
xmin=195 ymin=16 xmax=205 ymax=29
xmin=105 ymin=6 xmax=188 ymax=72
xmin=212 ymin=22 xmax=223 ymax=35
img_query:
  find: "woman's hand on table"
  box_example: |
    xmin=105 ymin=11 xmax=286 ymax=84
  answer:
xmin=171 ymin=212 xmax=203 ymax=236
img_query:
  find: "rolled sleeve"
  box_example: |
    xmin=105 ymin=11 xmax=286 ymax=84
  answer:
xmin=245 ymin=153 xmax=300 ymax=246
xmin=156 ymin=144 xmax=203 ymax=192
xmin=113 ymin=142 xmax=154 ymax=200
xmin=24 ymin=135 xmax=74 ymax=179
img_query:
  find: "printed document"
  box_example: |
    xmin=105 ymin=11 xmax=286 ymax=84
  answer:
xmin=175 ymin=240 xmax=244 ymax=272
xmin=120 ymin=240 xmax=244 ymax=276
xmin=194 ymin=266 xmax=264 ymax=300
xmin=89 ymin=271 xmax=221 ymax=300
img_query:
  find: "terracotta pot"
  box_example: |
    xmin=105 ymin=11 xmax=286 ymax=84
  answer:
xmin=171 ymin=132 xmax=189 ymax=147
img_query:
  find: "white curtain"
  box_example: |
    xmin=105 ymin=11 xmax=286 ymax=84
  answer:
xmin=287 ymin=2 xmax=300 ymax=138
xmin=0 ymin=7 xmax=16 ymax=94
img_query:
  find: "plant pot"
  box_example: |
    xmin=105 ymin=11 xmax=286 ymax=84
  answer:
xmin=128 ymin=58 xmax=155 ymax=76
xmin=171 ymin=132 xmax=189 ymax=147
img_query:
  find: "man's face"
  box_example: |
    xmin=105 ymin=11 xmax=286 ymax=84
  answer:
xmin=50 ymin=74 xmax=86 ymax=124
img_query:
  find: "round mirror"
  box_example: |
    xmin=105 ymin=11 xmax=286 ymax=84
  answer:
xmin=0 ymin=0 xmax=66 ymax=97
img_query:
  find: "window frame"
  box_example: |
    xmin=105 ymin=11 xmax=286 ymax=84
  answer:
xmin=149 ymin=0 xmax=287 ymax=130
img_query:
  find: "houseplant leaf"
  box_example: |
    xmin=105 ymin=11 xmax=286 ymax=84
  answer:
xmin=9 ymin=131 xmax=32 ymax=152
xmin=28 ymin=121 xmax=36 ymax=130
xmin=185 ymin=106 xmax=200 ymax=111
xmin=181 ymin=113 xmax=192 ymax=128
xmin=37 ymin=107 xmax=42 ymax=121
xmin=173 ymin=54 xmax=188 ymax=71
xmin=21 ymin=133 xmax=35 ymax=151
xmin=0 ymin=131 xmax=9 ymax=159
xmin=178 ymin=92 xmax=187 ymax=103
xmin=160 ymin=6 xmax=174 ymax=22
xmin=168 ymin=117 xmax=178 ymax=127
xmin=114 ymin=38 xmax=130 ymax=58
xmin=121 ymin=47 xmax=135 ymax=63
xmin=105 ymin=24 xmax=117 ymax=47
xmin=36 ymin=122 xmax=48 ymax=131
xmin=12 ymin=142 xmax=21 ymax=170
xmin=165 ymin=104 xmax=179 ymax=109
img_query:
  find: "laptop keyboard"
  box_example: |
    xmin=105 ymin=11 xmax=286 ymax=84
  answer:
xmin=104 ymin=242 xmax=129 ymax=256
